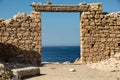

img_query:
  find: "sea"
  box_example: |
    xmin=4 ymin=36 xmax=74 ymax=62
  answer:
xmin=41 ymin=46 xmax=80 ymax=63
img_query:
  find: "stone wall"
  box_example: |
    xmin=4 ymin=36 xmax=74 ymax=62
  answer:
xmin=0 ymin=2 xmax=120 ymax=64
xmin=33 ymin=2 xmax=120 ymax=63
xmin=0 ymin=11 xmax=41 ymax=64
xmin=80 ymin=3 xmax=120 ymax=63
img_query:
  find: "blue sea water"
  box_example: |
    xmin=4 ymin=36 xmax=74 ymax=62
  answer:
xmin=41 ymin=46 xmax=80 ymax=63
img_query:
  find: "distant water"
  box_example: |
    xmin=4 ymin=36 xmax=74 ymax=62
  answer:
xmin=42 ymin=46 xmax=80 ymax=63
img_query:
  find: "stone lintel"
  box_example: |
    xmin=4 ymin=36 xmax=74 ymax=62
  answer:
xmin=30 ymin=4 xmax=89 ymax=12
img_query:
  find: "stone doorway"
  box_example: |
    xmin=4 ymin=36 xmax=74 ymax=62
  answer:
xmin=41 ymin=12 xmax=80 ymax=63
xmin=31 ymin=2 xmax=112 ymax=64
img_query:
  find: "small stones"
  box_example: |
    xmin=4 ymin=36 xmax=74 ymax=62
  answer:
xmin=45 ymin=1 xmax=52 ymax=5
xmin=79 ymin=2 xmax=87 ymax=5
xmin=31 ymin=2 xmax=36 ymax=6
xmin=86 ymin=58 xmax=120 ymax=72
xmin=38 ymin=2 xmax=42 ymax=6
xmin=0 ymin=63 xmax=13 ymax=80
xmin=3 ymin=19 xmax=12 ymax=25
xmin=63 ymin=61 xmax=70 ymax=64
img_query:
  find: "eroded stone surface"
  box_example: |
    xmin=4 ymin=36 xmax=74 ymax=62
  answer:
xmin=80 ymin=10 xmax=120 ymax=63
xmin=86 ymin=58 xmax=120 ymax=72
xmin=0 ymin=2 xmax=120 ymax=64
xmin=30 ymin=2 xmax=102 ymax=12
xmin=12 ymin=67 xmax=40 ymax=79
xmin=0 ymin=11 xmax=41 ymax=64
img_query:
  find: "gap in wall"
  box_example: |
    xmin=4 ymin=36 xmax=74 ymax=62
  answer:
xmin=41 ymin=12 xmax=80 ymax=63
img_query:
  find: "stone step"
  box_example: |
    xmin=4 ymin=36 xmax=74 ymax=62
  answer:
xmin=12 ymin=67 xmax=40 ymax=79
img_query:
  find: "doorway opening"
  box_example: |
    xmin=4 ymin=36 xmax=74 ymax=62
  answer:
xmin=41 ymin=12 xmax=80 ymax=63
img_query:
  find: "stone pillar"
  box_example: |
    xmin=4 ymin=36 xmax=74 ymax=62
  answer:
xmin=30 ymin=11 xmax=42 ymax=53
xmin=80 ymin=12 xmax=84 ymax=63
xmin=80 ymin=3 xmax=103 ymax=63
xmin=30 ymin=11 xmax=42 ymax=63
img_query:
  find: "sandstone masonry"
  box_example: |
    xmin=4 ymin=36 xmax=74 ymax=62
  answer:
xmin=0 ymin=11 xmax=41 ymax=64
xmin=80 ymin=4 xmax=120 ymax=63
xmin=0 ymin=2 xmax=120 ymax=64
xmin=31 ymin=2 xmax=120 ymax=63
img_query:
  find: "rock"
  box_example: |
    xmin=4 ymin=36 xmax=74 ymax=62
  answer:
xmin=12 ymin=67 xmax=40 ymax=79
xmin=74 ymin=58 xmax=83 ymax=64
xmin=79 ymin=2 xmax=87 ymax=5
xmin=0 ymin=64 xmax=4 ymax=68
xmin=3 ymin=19 xmax=12 ymax=25
xmin=45 ymin=1 xmax=52 ymax=5
xmin=0 ymin=19 xmax=4 ymax=22
xmin=21 ymin=23 xmax=29 ymax=27
xmin=0 ymin=63 xmax=14 ymax=80
xmin=74 ymin=58 xmax=80 ymax=63
xmin=113 ymin=52 xmax=120 ymax=60
xmin=31 ymin=2 xmax=36 ymax=6
xmin=38 ymin=2 xmax=42 ymax=6
xmin=13 ymin=22 xmax=20 ymax=27
xmin=86 ymin=58 xmax=120 ymax=71
xmin=63 ymin=61 xmax=70 ymax=64
xmin=69 ymin=68 xmax=76 ymax=72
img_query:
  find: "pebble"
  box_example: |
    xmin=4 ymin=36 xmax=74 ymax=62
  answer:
xmin=69 ymin=68 xmax=76 ymax=72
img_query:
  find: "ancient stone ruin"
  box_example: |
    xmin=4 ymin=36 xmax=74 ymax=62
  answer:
xmin=0 ymin=11 xmax=41 ymax=64
xmin=0 ymin=2 xmax=120 ymax=64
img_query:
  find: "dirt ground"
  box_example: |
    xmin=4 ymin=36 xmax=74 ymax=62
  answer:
xmin=25 ymin=63 xmax=120 ymax=80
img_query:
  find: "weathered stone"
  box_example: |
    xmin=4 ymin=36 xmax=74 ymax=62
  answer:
xmin=21 ymin=23 xmax=29 ymax=27
xmin=0 ymin=63 xmax=14 ymax=80
xmin=0 ymin=10 xmax=41 ymax=65
xmin=0 ymin=2 xmax=120 ymax=64
xmin=12 ymin=67 xmax=40 ymax=79
xmin=13 ymin=22 xmax=20 ymax=27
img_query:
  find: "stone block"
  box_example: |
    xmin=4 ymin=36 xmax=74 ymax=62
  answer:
xmin=12 ymin=67 xmax=40 ymax=79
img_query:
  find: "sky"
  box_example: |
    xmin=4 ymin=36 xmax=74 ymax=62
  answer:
xmin=0 ymin=0 xmax=120 ymax=46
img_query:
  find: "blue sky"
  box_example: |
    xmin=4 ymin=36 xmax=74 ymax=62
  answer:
xmin=0 ymin=0 xmax=120 ymax=46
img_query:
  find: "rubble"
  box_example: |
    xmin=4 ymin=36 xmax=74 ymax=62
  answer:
xmin=0 ymin=63 xmax=14 ymax=80
xmin=86 ymin=58 xmax=120 ymax=72
xmin=63 ymin=61 xmax=71 ymax=64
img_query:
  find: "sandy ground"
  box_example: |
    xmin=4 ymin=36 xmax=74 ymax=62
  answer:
xmin=25 ymin=63 xmax=120 ymax=80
